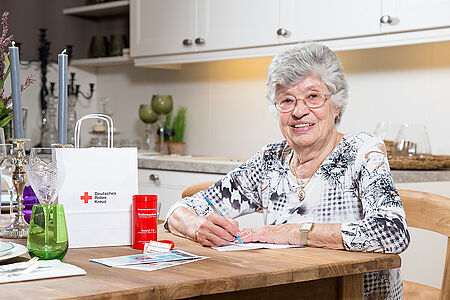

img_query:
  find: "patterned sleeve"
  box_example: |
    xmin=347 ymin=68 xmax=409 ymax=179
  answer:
xmin=341 ymin=136 xmax=410 ymax=254
xmin=164 ymin=146 xmax=267 ymax=222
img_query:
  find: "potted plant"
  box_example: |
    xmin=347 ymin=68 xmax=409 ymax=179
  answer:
xmin=160 ymin=106 xmax=187 ymax=155
xmin=0 ymin=12 xmax=35 ymax=139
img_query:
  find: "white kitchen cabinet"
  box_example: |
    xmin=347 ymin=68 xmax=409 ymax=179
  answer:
xmin=138 ymin=169 xmax=223 ymax=220
xmin=381 ymin=0 xmax=450 ymax=33
xmin=131 ymin=0 xmax=196 ymax=57
xmin=196 ymin=0 xmax=279 ymax=52
xmin=132 ymin=0 xmax=450 ymax=66
xmin=131 ymin=0 xmax=279 ymax=57
xmin=278 ymin=0 xmax=381 ymax=42
xmin=132 ymin=0 xmax=381 ymax=59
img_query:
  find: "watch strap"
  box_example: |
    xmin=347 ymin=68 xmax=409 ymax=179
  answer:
xmin=299 ymin=222 xmax=313 ymax=246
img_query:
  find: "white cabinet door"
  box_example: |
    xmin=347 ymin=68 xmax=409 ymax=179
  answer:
xmin=278 ymin=0 xmax=381 ymax=43
xmin=196 ymin=0 xmax=279 ymax=52
xmin=138 ymin=169 xmax=223 ymax=219
xmin=130 ymin=0 xmax=197 ymax=57
xmin=381 ymin=0 xmax=450 ymax=33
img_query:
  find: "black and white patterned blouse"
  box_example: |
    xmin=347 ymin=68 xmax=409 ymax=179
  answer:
xmin=166 ymin=132 xmax=410 ymax=300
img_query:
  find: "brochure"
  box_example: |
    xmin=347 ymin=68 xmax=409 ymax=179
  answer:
xmin=90 ymin=249 xmax=208 ymax=270
xmin=116 ymin=257 xmax=209 ymax=272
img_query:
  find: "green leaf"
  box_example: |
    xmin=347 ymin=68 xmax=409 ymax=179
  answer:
xmin=0 ymin=66 xmax=10 ymax=92
xmin=172 ymin=106 xmax=187 ymax=142
xmin=0 ymin=114 xmax=13 ymax=128
xmin=0 ymin=108 xmax=12 ymax=118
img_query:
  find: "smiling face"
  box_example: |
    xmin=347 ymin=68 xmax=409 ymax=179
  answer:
xmin=277 ymin=75 xmax=341 ymax=154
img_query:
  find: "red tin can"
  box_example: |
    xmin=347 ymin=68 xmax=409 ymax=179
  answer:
xmin=132 ymin=195 xmax=158 ymax=249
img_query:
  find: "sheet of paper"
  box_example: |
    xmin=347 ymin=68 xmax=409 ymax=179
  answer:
xmin=0 ymin=260 xmax=86 ymax=284
xmin=212 ymin=242 xmax=301 ymax=251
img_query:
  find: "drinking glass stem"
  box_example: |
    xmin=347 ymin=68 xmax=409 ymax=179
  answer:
xmin=44 ymin=205 xmax=49 ymax=246
xmin=9 ymin=190 xmax=14 ymax=217
xmin=159 ymin=115 xmax=166 ymax=155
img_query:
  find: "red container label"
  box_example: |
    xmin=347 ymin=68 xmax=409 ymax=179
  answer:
xmin=132 ymin=195 xmax=157 ymax=249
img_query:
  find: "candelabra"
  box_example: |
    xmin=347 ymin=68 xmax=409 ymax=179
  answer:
xmin=0 ymin=138 xmax=30 ymax=238
xmin=50 ymin=73 xmax=94 ymax=145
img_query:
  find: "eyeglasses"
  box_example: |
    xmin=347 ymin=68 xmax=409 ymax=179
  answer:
xmin=274 ymin=91 xmax=331 ymax=113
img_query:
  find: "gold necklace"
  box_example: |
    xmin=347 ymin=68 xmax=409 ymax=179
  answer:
xmin=289 ymin=154 xmax=320 ymax=201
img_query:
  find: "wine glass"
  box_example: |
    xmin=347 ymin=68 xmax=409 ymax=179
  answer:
xmin=374 ymin=121 xmax=401 ymax=156
xmin=27 ymin=148 xmax=64 ymax=204
xmin=139 ymin=103 xmax=158 ymax=151
xmin=393 ymin=123 xmax=432 ymax=157
xmin=151 ymin=95 xmax=173 ymax=155
xmin=26 ymin=148 xmax=68 ymax=260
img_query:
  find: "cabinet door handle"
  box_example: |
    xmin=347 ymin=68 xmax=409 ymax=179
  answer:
xmin=277 ymin=28 xmax=288 ymax=37
xmin=149 ymin=174 xmax=160 ymax=182
xmin=195 ymin=37 xmax=205 ymax=45
xmin=182 ymin=39 xmax=193 ymax=46
xmin=380 ymin=15 xmax=394 ymax=24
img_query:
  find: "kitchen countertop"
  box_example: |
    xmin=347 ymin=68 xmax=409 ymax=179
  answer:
xmin=138 ymin=154 xmax=243 ymax=174
xmin=138 ymin=154 xmax=450 ymax=183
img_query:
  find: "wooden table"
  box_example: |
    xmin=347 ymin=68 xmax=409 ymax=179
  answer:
xmin=0 ymin=226 xmax=400 ymax=300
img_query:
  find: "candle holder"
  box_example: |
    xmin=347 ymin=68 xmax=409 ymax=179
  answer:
xmin=0 ymin=138 xmax=30 ymax=238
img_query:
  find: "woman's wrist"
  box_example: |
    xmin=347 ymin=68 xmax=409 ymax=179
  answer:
xmin=167 ymin=207 xmax=204 ymax=241
xmin=307 ymin=223 xmax=344 ymax=250
xmin=288 ymin=225 xmax=301 ymax=245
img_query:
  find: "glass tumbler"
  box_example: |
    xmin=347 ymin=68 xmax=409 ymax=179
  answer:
xmin=27 ymin=204 xmax=68 ymax=260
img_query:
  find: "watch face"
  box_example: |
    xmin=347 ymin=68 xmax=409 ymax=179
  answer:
xmin=301 ymin=222 xmax=313 ymax=231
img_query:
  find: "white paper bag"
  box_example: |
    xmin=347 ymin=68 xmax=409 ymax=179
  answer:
xmin=56 ymin=114 xmax=138 ymax=248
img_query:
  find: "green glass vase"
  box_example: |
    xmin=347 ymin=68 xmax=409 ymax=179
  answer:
xmin=27 ymin=204 xmax=68 ymax=260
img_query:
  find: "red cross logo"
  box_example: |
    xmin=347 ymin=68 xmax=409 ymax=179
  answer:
xmin=80 ymin=192 xmax=92 ymax=204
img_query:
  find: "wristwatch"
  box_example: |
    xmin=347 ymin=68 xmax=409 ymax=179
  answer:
xmin=299 ymin=222 xmax=314 ymax=246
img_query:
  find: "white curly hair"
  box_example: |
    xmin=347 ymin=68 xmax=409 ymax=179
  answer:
xmin=266 ymin=42 xmax=348 ymax=124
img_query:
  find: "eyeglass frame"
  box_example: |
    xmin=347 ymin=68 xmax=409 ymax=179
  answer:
xmin=274 ymin=91 xmax=335 ymax=113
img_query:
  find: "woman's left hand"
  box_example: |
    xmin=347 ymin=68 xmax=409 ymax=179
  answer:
xmin=239 ymin=224 xmax=299 ymax=245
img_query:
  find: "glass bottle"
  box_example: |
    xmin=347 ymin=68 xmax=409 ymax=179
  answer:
xmin=41 ymin=95 xmax=58 ymax=147
xmin=67 ymin=94 xmax=78 ymax=146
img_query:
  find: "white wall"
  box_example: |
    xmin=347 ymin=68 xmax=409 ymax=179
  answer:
xmin=94 ymin=41 xmax=450 ymax=158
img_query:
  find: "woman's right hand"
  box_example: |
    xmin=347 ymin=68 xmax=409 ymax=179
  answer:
xmin=167 ymin=207 xmax=240 ymax=247
xmin=194 ymin=213 xmax=240 ymax=247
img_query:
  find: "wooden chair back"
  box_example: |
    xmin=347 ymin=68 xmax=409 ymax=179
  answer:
xmin=398 ymin=189 xmax=450 ymax=300
xmin=181 ymin=181 xmax=216 ymax=198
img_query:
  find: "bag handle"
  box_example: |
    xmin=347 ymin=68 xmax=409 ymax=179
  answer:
xmin=74 ymin=114 xmax=114 ymax=148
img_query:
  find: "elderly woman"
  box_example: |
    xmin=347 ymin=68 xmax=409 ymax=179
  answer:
xmin=166 ymin=43 xmax=410 ymax=299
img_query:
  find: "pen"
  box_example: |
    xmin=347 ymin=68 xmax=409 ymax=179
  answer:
xmin=204 ymin=195 xmax=243 ymax=244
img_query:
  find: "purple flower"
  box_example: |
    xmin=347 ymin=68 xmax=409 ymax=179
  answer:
xmin=0 ymin=11 xmax=35 ymax=128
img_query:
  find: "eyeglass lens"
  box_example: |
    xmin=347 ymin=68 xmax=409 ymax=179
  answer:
xmin=276 ymin=91 xmax=327 ymax=112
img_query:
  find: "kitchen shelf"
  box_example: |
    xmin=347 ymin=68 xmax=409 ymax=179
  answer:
xmin=70 ymin=55 xmax=132 ymax=67
xmin=63 ymin=0 xmax=129 ymax=17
